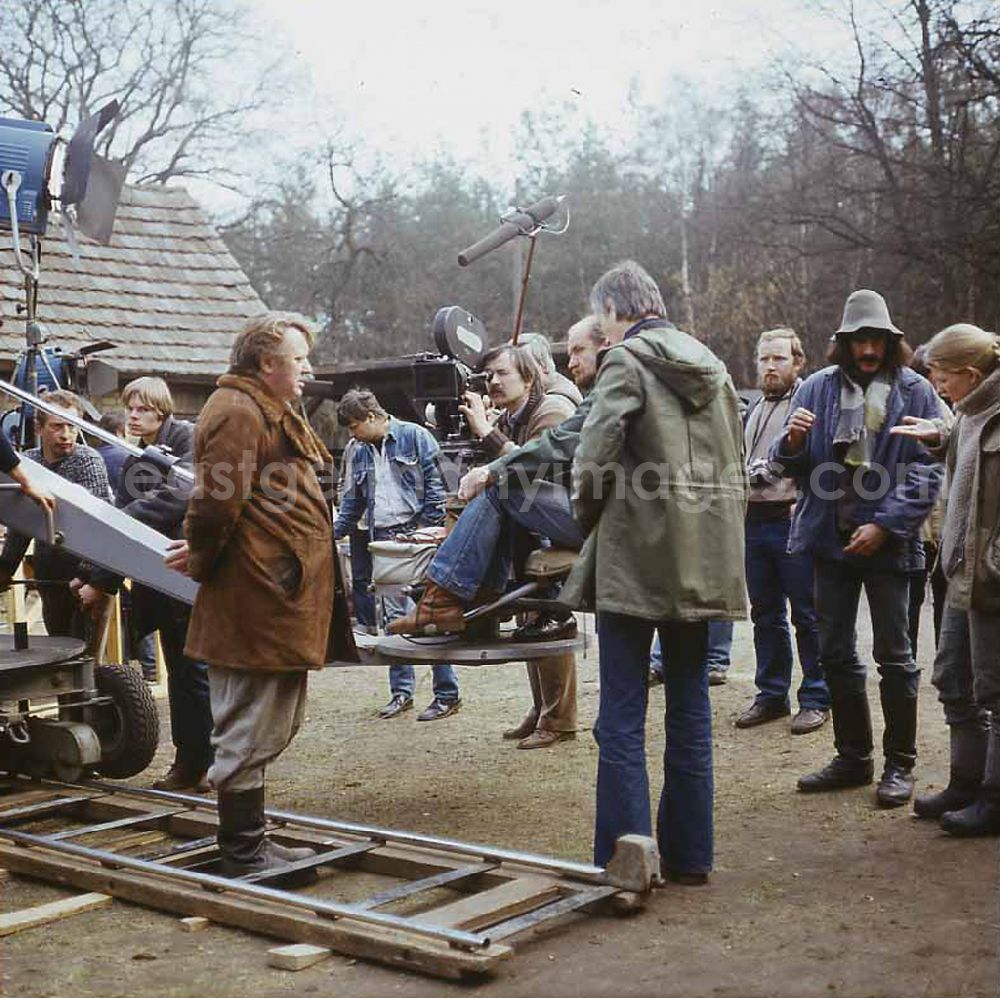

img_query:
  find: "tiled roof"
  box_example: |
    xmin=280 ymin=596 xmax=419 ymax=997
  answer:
xmin=0 ymin=184 xmax=265 ymax=378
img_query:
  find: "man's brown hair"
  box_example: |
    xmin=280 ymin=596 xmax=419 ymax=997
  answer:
xmin=35 ymin=389 xmax=85 ymax=427
xmin=230 ymin=312 xmax=316 ymax=376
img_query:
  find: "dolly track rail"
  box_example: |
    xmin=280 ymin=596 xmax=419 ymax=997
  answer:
xmin=0 ymin=824 xmax=490 ymax=951
xmin=80 ymin=778 xmax=610 ymax=884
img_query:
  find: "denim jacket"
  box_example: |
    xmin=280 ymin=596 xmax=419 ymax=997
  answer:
xmin=769 ymin=365 xmax=944 ymax=572
xmin=333 ymin=418 xmax=446 ymax=539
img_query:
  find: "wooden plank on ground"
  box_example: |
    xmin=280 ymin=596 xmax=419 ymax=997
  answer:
xmin=0 ymin=842 xmax=510 ymax=980
xmin=0 ymin=892 xmax=111 ymax=937
xmin=419 ymin=876 xmax=563 ymax=931
xmin=267 ymin=943 xmax=331 ymax=970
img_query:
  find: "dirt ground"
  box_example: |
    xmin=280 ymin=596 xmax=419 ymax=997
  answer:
xmin=3 ymin=601 xmax=998 ymax=998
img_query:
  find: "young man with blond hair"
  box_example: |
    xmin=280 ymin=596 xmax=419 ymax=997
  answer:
xmin=735 ymin=327 xmax=829 ymax=734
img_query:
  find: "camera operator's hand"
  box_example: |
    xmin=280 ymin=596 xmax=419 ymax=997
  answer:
xmin=459 ymin=391 xmax=494 ymax=440
xmin=458 ymin=466 xmax=492 ymax=502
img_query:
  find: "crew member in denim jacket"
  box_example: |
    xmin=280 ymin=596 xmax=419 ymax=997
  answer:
xmin=334 ymin=389 xmax=461 ymax=722
xmin=770 ymin=289 xmax=944 ymax=807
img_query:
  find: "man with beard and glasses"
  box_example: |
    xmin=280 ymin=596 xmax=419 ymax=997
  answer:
xmin=734 ymin=328 xmax=829 ymax=735
xmin=770 ymin=290 xmax=943 ymax=807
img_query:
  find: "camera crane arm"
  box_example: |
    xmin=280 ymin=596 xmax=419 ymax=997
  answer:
xmin=0 ymin=378 xmax=193 ymax=486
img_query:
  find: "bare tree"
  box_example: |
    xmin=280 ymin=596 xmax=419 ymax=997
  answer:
xmin=0 ymin=0 xmax=283 ymax=184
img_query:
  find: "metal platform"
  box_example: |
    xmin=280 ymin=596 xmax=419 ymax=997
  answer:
xmin=0 ymin=777 xmax=647 ymax=980
xmin=372 ymin=632 xmax=586 ymax=664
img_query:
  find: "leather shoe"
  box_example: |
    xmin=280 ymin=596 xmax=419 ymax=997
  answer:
xmin=376 ymin=694 xmax=413 ymax=719
xmin=797 ymin=756 xmax=874 ymax=792
xmin=790 ymin=708 xmax=829 ymax=735
xmin=517 ymin=728 xmax=576 ymax=750
xmin=708 ymin=668 xmax=727 ymax=686
xmin=735 ymin=701 xmax=790 ymax=729
xmin=152 ymin=763 xmax=210 ymax=793
xmin=503 ymin=715 xmax=538 ymax=740
xmin=510 ymin=615 xmax=578 ymax=642
xmin=876 ymin=763 xmax=915 ymax=807
xmin=416 ymin=698 xmax=462 ymax=722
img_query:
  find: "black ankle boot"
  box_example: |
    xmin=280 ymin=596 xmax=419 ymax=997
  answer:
xmin=876 ymin=763 xmax=914 ymax=807
xmin=798 ymin=685 xmax=874 ymax=793
xmin=798 ymin=755 xmax=874 ymax=792
xmin=914 ymin=721 xmax=987 ymax=818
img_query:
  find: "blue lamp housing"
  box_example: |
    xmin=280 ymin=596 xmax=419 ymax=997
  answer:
xmin=0 ymin=117 xmax=57 ymax=236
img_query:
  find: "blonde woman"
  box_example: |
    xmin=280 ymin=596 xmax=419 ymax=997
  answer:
xmin=892 ymin=323 xmax=1000 ymax=836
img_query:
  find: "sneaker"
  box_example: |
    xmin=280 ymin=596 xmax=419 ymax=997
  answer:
xmin=708 ymin=668 xmax=728 ymax=686
xmin=648 ymin=669 xmax=664 ymax=688
xmin=416 ymin=698 xmax=462 ymax=722
xmin=376 ymin=694 xmax=413 ymax=719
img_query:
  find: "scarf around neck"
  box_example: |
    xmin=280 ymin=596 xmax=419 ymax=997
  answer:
xmin=835 ymin=369 xmax=892 ymax=469
xmin=218 ymin=373 xmax=332 ymax=466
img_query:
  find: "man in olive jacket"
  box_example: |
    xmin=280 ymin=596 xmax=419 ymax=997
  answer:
xmin=562 ymin=261 xmax=747 ymax=879
xmin=171 ymin=312 xmax=356 ymax=881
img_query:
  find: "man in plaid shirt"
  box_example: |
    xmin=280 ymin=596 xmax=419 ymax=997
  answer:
xmin=0 ymin=390 xmax=112 ymax=638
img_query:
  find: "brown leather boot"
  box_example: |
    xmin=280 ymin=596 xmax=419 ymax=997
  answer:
xmin=387 ymin=581 xmax=466 ymax=635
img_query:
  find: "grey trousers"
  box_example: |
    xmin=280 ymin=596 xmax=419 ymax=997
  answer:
xmin=207 ymin=665 xmax=308 ymax=793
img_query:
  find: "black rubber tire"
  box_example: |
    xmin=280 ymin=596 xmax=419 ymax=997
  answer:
xmin=92 ymin=663 xmax=160 ymax=779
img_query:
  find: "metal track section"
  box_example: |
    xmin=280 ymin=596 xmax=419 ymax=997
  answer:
xmin=0 ymin=778 xmax=645 ymax=980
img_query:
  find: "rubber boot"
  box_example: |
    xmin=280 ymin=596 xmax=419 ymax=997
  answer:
xmin=876 ymin=684 xmax=918 ymax=808
xmin=797 ymin=684 xmax=874 ymax=792
xmin=217 ymin=787 xmax=317 ymax=884
xmin=914 ymin=720 xmax=987 ymax=818
xmin=941 ymin=717 xmax=1000 ymax=837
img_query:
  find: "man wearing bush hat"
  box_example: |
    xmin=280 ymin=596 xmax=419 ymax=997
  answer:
xmin=770 ymin=289 xmax=943 ymax=807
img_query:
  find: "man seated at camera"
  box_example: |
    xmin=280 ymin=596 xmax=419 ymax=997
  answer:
xmin=389 ymin=316 xmax=609 ymax=637
xmin=454 ymin=338 xmax=579 ymax=748
xmin=334 ymin=389 xmax=462 ymax=722
xmin=0 ymin=390 xmax=112 ymax=641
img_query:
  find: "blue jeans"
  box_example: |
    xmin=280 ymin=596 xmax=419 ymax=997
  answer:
xmin=649 ymin=621 xmax=732 ymax=677
xmin=594 ymin=612 xmax=713 ymax=875
xmin=380 ymin=589 xmax=460 ymax=702
xmin=428 ymin=482 xmax=584 ymax=602
xmin=813 ymin=557 xmax=919 ymax=697
xmin=745 ymin=517 xmax=828 ymax=710
xmin=365 ymin=523 xmax=459 ymax=703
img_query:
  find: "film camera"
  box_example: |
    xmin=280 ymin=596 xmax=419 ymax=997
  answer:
xmin=307 ymin=305 xmax=494 ymax=488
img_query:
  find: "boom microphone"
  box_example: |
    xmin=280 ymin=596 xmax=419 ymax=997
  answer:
xmin=457 ymin=195 xmax=564 ymax=267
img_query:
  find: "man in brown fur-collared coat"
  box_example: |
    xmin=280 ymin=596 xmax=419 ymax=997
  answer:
xmin=170 ymin=311 xmax=355 ymax=881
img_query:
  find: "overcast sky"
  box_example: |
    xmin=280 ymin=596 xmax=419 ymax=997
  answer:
xmin=245 ymin=0 xmax=852 ymax=183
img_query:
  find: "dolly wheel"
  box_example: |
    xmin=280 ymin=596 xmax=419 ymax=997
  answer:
xmin=92 ymin=664 xmax=160 ymax=778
